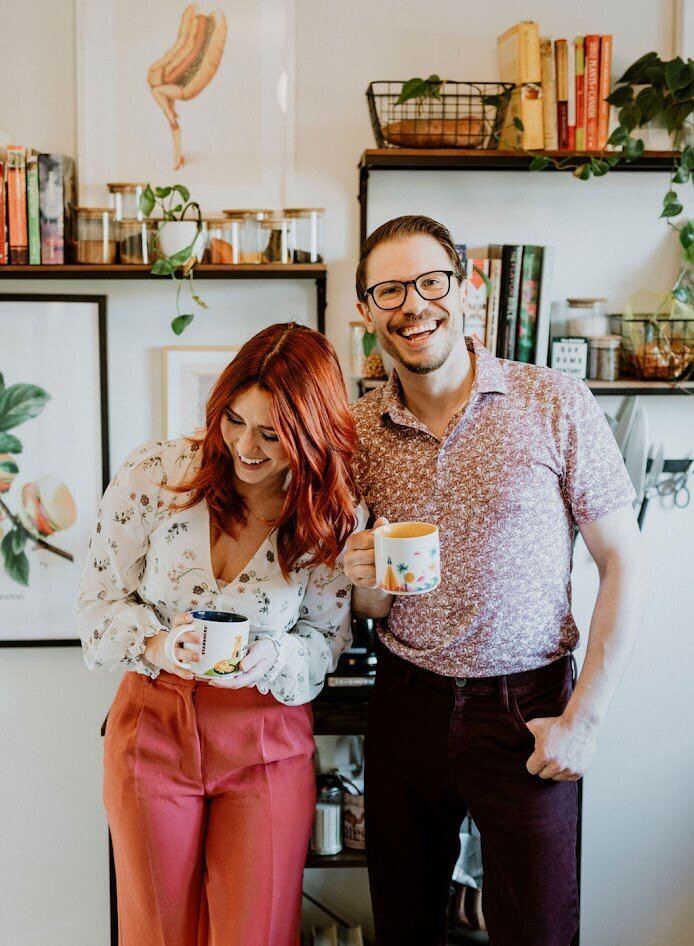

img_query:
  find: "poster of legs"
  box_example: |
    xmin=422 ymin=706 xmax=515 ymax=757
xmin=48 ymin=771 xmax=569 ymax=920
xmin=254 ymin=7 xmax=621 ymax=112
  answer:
xmin=0 ymin=296 xmax=108 ymax=645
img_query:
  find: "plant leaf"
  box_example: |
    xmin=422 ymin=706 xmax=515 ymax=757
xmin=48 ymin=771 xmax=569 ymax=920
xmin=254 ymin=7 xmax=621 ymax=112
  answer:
xmin=139 ymin=186 xmax=155 ymax=217
xmin=396 ymin=77 xmax=426 ymax=106
xmin=362 ymin=331 xmax=378 ymax=357
xmin=0 ymin=432 xmax=22 ymax=453
xmin=0 ymin=384 xmax=50 ymax=432
xmin=679 ymin=220 xmax=694 ymax=249
xmin=152 ymin=258 xmax=175 ymax=276
xmin=167 ymin=243 xmax=195 ymax=266
xmin=174 ymin=184 xmax=191 ymax=202
xmin=635 ymin=86 xmax=665 ymax=124
xmin=618 ymin=51 xmax=659 ymax=84
xmin=672 ymin=285 xmax=692 ymax=303
xmin=154 ymin=186 xmax=172 ymax=198
xmin=530 ymin=156 xmax=551 ymax=170
xmin=661 ymin=200 xmax=683 ymax=218
xmin=673 ymin=165 xmax=690 ymax=184
xmin=687 ymin=244 xmax=694 ymax=265
xmin=171 ymin=314 xmax=194 ymax=335
xmin=618 ymin=103 xmax=641 ymax=132
xmin=665 ymin=57 xmax=689 ymax=92
xmin=10 ymin=527 xmax=26 ymax=555
xmin=683 ymin=146 xmax=694 ymax=171
xmin=590 ymin=158 xmax=610 ymax=176
xmin=513 ymin=117 xmax=524 ymax=131
xmin=0 ymin=373 xmax=4 ymax=394
xmin=608 ymin=125 xmax=629 ymax=146
xmin=624 ymin=136 xmax=645 ymax=161
xmin=0 ymin=458 xmax=19 ymax=475
xmin=192 ymin=293 xmax=208 ymax=309
xmin=0 ymin=537 xmax=29 ymax=586
xmin=606 ymin=85 xmax=634 ymax=107
xmin=573 ymin=163 xmax=592 ymax=180
xmin=472 ymin=264 xmax=493 ymax=293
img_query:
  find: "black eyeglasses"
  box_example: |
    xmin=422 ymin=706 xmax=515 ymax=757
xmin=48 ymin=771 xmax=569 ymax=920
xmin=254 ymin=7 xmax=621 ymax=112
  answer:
xmin=364 ymin=270 xmax=458 ymax=311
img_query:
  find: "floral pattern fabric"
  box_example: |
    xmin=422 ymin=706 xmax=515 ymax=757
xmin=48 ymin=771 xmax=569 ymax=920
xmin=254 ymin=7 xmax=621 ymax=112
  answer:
xmin=351 ymin=337 xmax=636 ymax=678
xmin=76 ymin=438 xmax=363 ymax=705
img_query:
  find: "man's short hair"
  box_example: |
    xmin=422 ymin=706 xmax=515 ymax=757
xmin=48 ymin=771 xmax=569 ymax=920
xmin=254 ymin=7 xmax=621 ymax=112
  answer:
xmin=355 ymin=215 xmax=465 ymax=301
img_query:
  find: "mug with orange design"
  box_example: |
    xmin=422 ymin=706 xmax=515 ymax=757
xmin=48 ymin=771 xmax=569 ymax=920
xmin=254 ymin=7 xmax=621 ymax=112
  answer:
xmin=373 ymin=521 xmax=440 ymax=595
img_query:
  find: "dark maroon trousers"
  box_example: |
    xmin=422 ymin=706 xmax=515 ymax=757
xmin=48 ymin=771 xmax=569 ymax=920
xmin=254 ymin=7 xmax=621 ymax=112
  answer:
xmin=364 ymin=646 xmax=580 ymax=946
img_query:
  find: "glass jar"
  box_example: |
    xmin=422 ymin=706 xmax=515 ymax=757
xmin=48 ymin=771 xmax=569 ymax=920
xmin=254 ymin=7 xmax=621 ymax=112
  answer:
xmin=349 ymin=322 xmax=386 ymax=379
xmin=260 ymin=216 xmax=293 ymax=264
xmin=566 ymin=298 xmax=609 ymax=337
xmin=221 ymin=209 xmax=275 ymax=263
xmin=206 ymin=218 xmax=240 ymax=264
xmin=310 ymin=774 xmax=344 ymax=855
xmin=284 ymin=207 xmax=325 ymax=263
xmin=75 ymin=208 xmax=117 ymax=264
xmin=118 ymin=218 xmax=156 ymax=264
xmin=107 ymin=183 xmax=147 ymax=221
xmin=588 ymin=335 xmax=621 ymax=381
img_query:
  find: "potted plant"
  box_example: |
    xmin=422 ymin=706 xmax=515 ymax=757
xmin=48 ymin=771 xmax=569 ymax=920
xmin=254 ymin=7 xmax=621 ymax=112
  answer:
xmin=139 ymin=183 xmax=208 ymax=335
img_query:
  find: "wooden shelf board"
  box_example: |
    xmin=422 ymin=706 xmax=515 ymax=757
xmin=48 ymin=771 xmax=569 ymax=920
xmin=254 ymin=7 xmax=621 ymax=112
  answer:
xmin=360 ymin=149 xmax=679 ymax=172
xmin=0 ymin=263 xmax=327 ymax=280
xmin=305 ymin=848 xmax=367 ymax=869
xmin=586 ymin=378 xmax=694 ymax=395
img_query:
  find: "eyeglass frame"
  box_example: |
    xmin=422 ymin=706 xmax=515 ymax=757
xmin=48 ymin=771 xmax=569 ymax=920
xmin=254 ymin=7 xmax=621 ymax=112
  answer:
xmin=363 ymin=269 xmax=461 ymax=311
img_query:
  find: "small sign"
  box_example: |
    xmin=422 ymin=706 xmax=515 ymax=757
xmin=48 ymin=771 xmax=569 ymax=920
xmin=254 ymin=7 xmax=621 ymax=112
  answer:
xmin=550 ymin=336 xmax=589 ymax=378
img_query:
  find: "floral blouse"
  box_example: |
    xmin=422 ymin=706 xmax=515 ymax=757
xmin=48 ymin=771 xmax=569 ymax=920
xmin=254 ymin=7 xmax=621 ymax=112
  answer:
xmin=76 ymin=438 xmax=363 ymax=705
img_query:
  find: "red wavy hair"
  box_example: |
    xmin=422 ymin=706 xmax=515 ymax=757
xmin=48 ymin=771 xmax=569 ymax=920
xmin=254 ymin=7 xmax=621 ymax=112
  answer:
xmin=167 ymin=323 xmax=359 ymax=578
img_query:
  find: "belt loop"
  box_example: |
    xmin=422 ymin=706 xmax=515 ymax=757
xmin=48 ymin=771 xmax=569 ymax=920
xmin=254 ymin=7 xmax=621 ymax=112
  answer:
xmin=499 ymin=674 xmax=510 ymax=712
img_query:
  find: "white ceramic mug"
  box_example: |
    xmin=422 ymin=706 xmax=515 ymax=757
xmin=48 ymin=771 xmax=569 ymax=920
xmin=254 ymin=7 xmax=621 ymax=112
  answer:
xmin=165 ymin=610 xmax=250 ymax=678
xmin=373 ymin=521 xmax=440 ymax=595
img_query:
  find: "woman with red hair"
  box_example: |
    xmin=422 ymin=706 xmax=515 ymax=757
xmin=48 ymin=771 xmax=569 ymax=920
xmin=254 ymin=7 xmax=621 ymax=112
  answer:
xmin=76 ymin=323 xmax=363 ymax=946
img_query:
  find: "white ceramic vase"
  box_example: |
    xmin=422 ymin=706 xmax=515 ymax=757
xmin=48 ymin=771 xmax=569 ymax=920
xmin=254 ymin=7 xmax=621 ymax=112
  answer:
xmin=157 ymin=220 xmax=205 ymax=260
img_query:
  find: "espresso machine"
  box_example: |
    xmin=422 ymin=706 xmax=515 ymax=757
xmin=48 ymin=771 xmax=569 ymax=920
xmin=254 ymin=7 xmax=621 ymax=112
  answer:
xmin=323 ymin=616 xmax=378 ymax=699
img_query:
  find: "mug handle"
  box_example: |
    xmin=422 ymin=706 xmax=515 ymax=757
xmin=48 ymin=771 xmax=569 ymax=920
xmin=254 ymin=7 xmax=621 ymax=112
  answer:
xmin=164 ymin=625 xmax=193 ymax=671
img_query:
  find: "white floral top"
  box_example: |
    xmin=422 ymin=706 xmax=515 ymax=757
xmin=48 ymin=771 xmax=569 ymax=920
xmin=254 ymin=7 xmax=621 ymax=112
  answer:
xmin=76 ymin=438 xmax=363 ymax=705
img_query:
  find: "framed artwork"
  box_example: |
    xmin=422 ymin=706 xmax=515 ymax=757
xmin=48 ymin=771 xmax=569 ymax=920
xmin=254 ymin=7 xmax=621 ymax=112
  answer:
xmin=0 ymin=295 xmax=109 ymax=647
xmin=162 ymin=345 xmax=239 ymax=439
xmin=75 ymin=0 xmax=295 ymax=209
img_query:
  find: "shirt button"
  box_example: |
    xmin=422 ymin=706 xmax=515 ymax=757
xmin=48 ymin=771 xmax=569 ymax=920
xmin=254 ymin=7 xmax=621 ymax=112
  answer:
xmin=455 ymin=678 xmax=467 ymax=688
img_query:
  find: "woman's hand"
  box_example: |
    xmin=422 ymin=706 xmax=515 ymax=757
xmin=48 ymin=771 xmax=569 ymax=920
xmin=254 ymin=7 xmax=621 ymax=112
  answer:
xmin=144 ymin=612 xmax=202 ymax=680
xmin=208 ymin=637 xmax=278 ymax=689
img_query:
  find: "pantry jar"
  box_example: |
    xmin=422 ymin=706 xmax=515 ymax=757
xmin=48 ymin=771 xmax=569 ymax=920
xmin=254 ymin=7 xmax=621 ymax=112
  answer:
xmin=75 ymin=208 xmax=117 ymax=264
xmin=107 ymin=183 xmax=147 ymax=221
xmin=261 ymin=216 xmax=293 ymax=264
xmin=350 ymin=322 xmax=387 ymax=379
xmin=284 ymin=207 xmax=325 ymax=263
xmin=118 ymin=218 xmax=156 ymax=264
xmin=206 ymin=218 xmax=240 ymax=264
xmin=310 ymin=773 xmax=344 ymax=856
xmin=588 ymin=335 xmax=621 ymax=381
xmin=221 ymin=209 xmax=275 ymax=263
xmin=566 ymin=298 xmax=609 ymax=337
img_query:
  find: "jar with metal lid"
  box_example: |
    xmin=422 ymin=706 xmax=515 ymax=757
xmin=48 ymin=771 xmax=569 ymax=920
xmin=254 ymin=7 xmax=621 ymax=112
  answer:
xmin=566 ymin=297 xmax=609 ymax=337
xmin=221 ymin=209 xmax=275 ymax=263
xmin=310 ymin=773 xmax=344 ymax=855
xmin=350 ymin=322 xmax=386 ymax=379
xmin=260 ymin=216 xmax=293 ymax=264
xmin=588 ymin=335 xmax=621 ymax=381
xmin=118 ymin=218 xmax=156 ymax=264
xmin=107 ymin=183 xmax=147 ymax=221
xmin=75 ymin=208 xmax=117 ymax=264
xmin=206 ymin=218 xmax=240 ymax=264
xmin=284 ymin=207 xmax=324 ymax=263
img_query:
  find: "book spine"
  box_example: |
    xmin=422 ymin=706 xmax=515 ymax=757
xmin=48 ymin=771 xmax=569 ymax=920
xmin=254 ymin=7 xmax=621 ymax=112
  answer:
xmin=0 ymin=161 xmax=6 ymax=264
xmin=516 ymin=246 xmax=543 ymax=363
xmin=498 ymin=245 xmax=523 ymax=360
xmin=485 ymin=254 xmax=503 ymax=355
xmin=585 ymin=35 xmax=601 ymax=150
xmin=597 ymin=35 xmax=613 ymax=149
xmin=39 ymin=154 xmax=65 ymax=264
xmin=534 ymin=246 xmax=554 ymax=366
xmin=464 ymin=259 xmax=489 ymax=346
xmin=7 ymin=145 xmax=28 ymax=264
xmin=26 ymin=150 xmax=41 ymax=265
xmin=555 ymin=40 xmax=569 ymax=149
xmin=540 ymin=37 xmax=558 ymax=150
xmin=62 ymin=155 xmax=76 ymax=262
xmin=497 ymin=20 xmax=541 ymax=84
xmin=567 ymin=42 xmax=576 ymax=151
xmin=574 ymin=37 xmax=586 ymax=151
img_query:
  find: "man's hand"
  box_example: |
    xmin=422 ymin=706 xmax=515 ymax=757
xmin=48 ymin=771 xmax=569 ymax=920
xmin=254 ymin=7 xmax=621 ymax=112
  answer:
xmin=525 ymin=714 xmax=598 ymax=781
xmin=208 ymin=638 xmax=278 ymax=689
xmin=344 ymin=516 xmax=389 ymax=587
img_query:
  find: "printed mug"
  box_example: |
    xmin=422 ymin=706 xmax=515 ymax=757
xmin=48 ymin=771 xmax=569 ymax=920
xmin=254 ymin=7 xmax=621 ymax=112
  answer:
xmin=373 ymin=521 xmax=440 ymax=595
xmin=165 ymin=610 xmax=250 ymax=678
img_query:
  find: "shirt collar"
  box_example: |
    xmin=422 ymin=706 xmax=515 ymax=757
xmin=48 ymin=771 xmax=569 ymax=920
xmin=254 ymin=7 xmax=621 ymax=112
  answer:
xmin=379 ymin=336 xmax=507 ymax=428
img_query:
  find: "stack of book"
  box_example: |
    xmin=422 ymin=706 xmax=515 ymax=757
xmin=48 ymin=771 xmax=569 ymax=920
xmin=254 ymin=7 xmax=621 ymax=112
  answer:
xmin=460 ymin=244 xmax=553 ymax=366
xmin=497 ymin=21 xmax=613 ymax=152
xmin=0 ymin=145 xmax=76 ymax=265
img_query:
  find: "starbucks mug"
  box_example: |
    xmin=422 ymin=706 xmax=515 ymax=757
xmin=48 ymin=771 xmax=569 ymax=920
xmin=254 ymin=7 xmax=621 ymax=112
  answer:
xmin=165 ymin=610 xmax=250 ymax=678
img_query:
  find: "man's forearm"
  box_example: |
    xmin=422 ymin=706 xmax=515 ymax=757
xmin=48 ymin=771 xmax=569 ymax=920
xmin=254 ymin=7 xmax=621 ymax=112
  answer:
xmin=351 ymin=585 xmax=393 ymax=619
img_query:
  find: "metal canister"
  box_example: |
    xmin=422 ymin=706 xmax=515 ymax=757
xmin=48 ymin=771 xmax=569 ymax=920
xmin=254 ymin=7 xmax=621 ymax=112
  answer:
xmin=310 ymin=773 xmax=344 ymax=855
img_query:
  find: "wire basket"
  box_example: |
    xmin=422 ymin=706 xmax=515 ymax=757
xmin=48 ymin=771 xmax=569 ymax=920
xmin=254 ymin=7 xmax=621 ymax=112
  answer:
xmin=617 ymin=315 xmax=694 ymax=381
xmin=366 ymin=81 xmax=514 ymax=150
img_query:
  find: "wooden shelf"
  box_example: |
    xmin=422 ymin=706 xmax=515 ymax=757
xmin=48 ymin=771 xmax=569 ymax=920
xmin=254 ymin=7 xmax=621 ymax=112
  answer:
xmin=586 ymin=378 xmax=694 ymax=395
xmin=312 ymin=696 xmax=370 ymax=735
xmin=0 ymin=263 xmax=327 ymax=280
xmin=305 ymin=847 xmax=367 ymax=869
xmin=360 ymin=149 xmax=680 ymax=173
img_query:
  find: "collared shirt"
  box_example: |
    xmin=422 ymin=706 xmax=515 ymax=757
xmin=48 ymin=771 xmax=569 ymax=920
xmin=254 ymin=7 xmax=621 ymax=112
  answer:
xmin=351 ymin=337 xmax=635 ymax=677
xmin=76 ymin=438 xmax=364 ymax=705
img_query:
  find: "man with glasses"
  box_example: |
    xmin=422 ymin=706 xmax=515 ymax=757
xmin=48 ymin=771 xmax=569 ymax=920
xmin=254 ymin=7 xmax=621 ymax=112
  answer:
xmin=344 ymin=215 xmax=642 ymax=946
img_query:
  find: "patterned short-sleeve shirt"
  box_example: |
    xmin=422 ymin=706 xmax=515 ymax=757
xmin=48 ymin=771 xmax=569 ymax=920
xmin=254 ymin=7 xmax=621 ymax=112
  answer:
xmin=351 ymin=337 xmax=636 ymax=677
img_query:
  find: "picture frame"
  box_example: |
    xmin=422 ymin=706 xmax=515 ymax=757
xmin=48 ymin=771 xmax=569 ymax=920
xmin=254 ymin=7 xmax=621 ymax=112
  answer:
xmin=550 ymin=336 xmax=589 ymax=379
xmin=75 ymin=0 xmax=295 ymax=209
xmin=162 ymin=345 xmax=239 ymax=440
xmin=0 ymin=295 xmax=109 ymax=647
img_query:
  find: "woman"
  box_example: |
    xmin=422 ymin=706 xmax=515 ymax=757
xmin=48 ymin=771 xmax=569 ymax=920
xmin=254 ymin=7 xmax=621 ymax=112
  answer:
xmin=77 ymin=323 xmax=362 ymax=946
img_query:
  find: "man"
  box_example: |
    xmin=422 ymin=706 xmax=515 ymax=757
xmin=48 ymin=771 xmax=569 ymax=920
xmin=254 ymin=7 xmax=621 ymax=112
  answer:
xmin=345 ymin=215 xmax=643 ymax=946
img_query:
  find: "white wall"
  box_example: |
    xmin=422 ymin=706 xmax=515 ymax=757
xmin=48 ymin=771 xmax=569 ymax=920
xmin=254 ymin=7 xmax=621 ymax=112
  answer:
xmin=1 ymin=2 xmax=692 ymax=945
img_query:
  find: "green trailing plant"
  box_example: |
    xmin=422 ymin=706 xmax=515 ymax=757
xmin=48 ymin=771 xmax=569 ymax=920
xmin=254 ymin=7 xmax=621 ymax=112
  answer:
xmin=396 ymin=75 xmax=444 ymax=110
xmin=139 ymin=183 xmax=208 ymax=335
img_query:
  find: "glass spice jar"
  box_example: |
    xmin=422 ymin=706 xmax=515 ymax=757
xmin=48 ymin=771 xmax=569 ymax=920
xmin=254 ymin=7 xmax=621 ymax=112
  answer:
xmin=118 ymin=219 xmax=157 ymax=264
xmin=75 ymin=207 xmax=117 ymax=264
xmin=566 ymin=297 xmax=609 ymax=337
xmin=310 ymin=773 xmax=344 ymax=856
xmin=588 ymin=335 xmax=621 ymax=381
xmin=221 ymin=209 xmax=275 ymax=263
xmin=107 ymin=182 xmax=147 ymax=221
xmin=284 ymin=207 xmax=325 ymax=263
xmin=260 ymin=216 xmax=293 ymax=264
xmin=206 ymin=218 xmax=240 ymax=264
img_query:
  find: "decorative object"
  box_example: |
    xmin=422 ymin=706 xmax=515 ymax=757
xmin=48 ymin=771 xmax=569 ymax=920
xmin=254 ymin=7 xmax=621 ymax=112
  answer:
xmin=550 ymin=336 xmax=589 ymax=378
xmin=619 ymin=313 xmax=693 ymax=380
xmin=140 ymin=183 xmax=207 ymax=334
xmin=367 ymin=80 xmax=514 ymax=149
xmin=76 ymin=0 xmax=294 ymax=211
xmin=0 ymin=295 xmax=108 ymax=646
xmin=162 ymin=345 xmax=239 ymax=439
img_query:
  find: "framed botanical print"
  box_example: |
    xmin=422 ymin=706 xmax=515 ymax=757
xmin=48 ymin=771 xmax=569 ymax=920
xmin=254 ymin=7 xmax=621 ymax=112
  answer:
xmin=162 ymin=345 xmax=239 ymax=439
xmin=0 ymin=295 xmax=109 ymax=646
